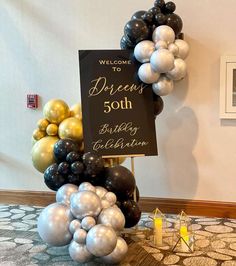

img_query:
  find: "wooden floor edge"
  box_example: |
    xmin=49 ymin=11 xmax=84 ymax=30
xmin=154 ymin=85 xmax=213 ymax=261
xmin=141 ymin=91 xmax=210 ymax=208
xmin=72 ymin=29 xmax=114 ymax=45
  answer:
xmin=0 ymin=190 xmax=236 ymax=218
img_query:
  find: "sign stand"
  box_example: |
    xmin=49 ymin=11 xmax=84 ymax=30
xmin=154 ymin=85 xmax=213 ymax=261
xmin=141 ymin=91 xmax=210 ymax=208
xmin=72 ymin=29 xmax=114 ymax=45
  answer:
xmin=131 ymin=157 xmax=137 ymax=203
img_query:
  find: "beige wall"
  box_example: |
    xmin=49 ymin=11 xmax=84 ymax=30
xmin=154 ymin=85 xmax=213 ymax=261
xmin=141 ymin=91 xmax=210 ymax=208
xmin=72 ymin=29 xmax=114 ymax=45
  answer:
xmin=1 ymin=0 xmax=236 ymax=201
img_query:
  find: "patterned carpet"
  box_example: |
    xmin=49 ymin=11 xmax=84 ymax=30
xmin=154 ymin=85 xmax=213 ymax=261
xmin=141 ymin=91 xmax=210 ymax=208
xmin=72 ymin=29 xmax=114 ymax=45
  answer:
xmin=1 ymin=204 xmax=236 ymax=265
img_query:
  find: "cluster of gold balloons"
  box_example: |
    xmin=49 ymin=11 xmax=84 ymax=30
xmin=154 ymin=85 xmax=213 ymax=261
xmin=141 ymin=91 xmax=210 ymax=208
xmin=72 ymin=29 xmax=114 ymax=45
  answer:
xmin=31 ymin=99 xmax=83 ymax=173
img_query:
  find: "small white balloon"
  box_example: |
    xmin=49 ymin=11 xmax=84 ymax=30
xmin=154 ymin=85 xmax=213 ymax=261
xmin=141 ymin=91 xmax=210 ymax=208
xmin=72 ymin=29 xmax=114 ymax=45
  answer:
xmin=73 ymin=228 xmax=87 ymax=244
xmin=168 ymin=43 xmax=179 ymax=57
xmin=166 ymin=58 xmax=187 ymax=81
xmin=101 ymin=199 xmax=111 ymax=209
xmin=175 ymin=39 xmax=190 ymax=59
xmin=153 ymin=25 xmax=175 ymax=44
xmin=134 ymin=40 xmax=155 ymax=63
xmin=81 ymin=216 xmax=96 ymax=231
xmin=56 ymin=184 xmax=78 ymax=206
xmin=78 ymin=182 xmax=96 ymax=192
xmin=152 ymin=75 xmax=174 ymax=96
xmin=155 ymin=40 xmax=168 ymax=50
xmin=103 ymin=192 xmax=117 ymax=206
xmin=150 ymin=49 xmax=174 ymax=73
xmin=138 ymin=63 xmax=160 ymax=84
xmin=95 ymin=186 xmax=108 ymax=198
xmin=69 ymin=219 xmax=81 ymax=234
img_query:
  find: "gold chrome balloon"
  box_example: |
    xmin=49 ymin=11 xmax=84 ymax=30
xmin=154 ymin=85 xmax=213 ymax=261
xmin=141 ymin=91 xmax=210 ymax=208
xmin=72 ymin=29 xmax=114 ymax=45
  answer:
xmin=31 ymin=136 xmax=59 ymax=173
xmin=103 ymin=157 xmax=126 ymax=167
xmin=70 ymin=103 xmax=82 ymax=120
xmin=58 ymin=117 xmax=83 ymax=142
xmin=37 ymin=118 xmax=49 ymax=131
xmin=43 ymin=99 xmax=70 ymax=124
xmin=33 ymin=129 xmax=46 ymax=140
xmin=46 ymin=124 xmax=58 ymax=136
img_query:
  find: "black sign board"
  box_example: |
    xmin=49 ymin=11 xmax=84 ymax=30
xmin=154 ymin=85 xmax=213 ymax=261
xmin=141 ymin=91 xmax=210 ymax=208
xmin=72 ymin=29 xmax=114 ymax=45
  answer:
xmin=79 ymin=50 xmax=157 ymax=157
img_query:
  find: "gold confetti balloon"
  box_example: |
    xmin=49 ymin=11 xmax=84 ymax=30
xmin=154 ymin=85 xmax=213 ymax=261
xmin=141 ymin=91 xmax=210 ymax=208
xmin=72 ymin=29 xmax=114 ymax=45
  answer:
xmin=43 ymin=99 xmax=70 ymax=124
xmin=70 ymin=103 xmax=82 ymax=120
xmin=58 ymin=117 xmax=83 ymax=142
xmin=37 ymin=118 xmax=49 ymax=131
xmin=46 ymin=124 xmax=58 ymax=136
xmin=32 ymin=129 xmax=46 ymax=141
xmin=31 ymin=136 xmax=59 ymax=173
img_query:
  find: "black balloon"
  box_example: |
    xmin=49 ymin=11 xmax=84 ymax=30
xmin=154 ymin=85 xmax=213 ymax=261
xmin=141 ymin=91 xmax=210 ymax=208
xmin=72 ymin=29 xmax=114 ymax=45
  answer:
xmin=120 ymin=35 xmax=135 ymax=50
xmin=71 ymin=161 xmax=84 ymax=175
xmin=67 ymin=173 xmax=81 ymax=186
xmin=120 ymin=200 xmax=141 ymax=228
xmin=104 ymin=166 xmax=136 ymax=200
xmin=176 ymin=32 xmax=184 ymax=40
xmin=162 ymin=1 xmax=176 ymax=14
xmin=131 ymin=10 xmax=146 ymax=20
xmin=66 ymin=151 xmax=81 ymax=164
xmin=82 ymin=152 xmax=104 ymax=177
xmin=142 ymin=11 xmax=154 ymax=25
xmin=148 ymin=6 xmax=161 ymax=15
xmin=44 ymin=163 xmax=66 ymax=191
xmin=154 ymin=13 xmax=166 ymax=26
xmin=124 ymin=19 xmax=149 ymax=44
xmin=53 ymin=139 xmax=79 ymax=162
xmin=153 ymin=94 xmax=164 ymax=117
xmin=166 ymin=13 xmax=183 ymax=35
xmin=58 ymin=162 xmax=70 ymax=175
xmin=154 ymin=0 xmax=165 ymax=8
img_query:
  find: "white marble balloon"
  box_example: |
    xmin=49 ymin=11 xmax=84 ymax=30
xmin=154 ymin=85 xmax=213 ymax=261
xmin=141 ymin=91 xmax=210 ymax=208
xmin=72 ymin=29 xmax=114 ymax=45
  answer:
xmin=98 ymin=206 xmax=125 ymax=231
xmin=167 ymin=58 xmax=187 ymax=81
xmin=168 ymin=43 xmax=179 ymax=57
xmin=101 ymin=237 xmax=128 ymax=264
xmin=153 ymin=25 xmax=175 ymax=44
xmin=69 ymin=219 xmax=81 ymax=234
xmin=152 ymin=75 xmax=174 ymax=96
xmin=73 ymin=228 xmax=87 ymax=244
xmin=78 ymin=182 xmax=96 ymax=193
xmin=138 ymin=63 xmax=160 ymax=84
xmin=155 ymin=40 xmax=168 ymax=50
xmin=103 ymin=192 xmax=117 ymax=206
xmin=175 ymin=39 xmax=190 ymax=59
xmin=95 ymin=186 xmax=108 ymax=198
xmin=70 ymin=191 xmax=101 ymax=219
xmin=134 ymin=40 xmax=155 ymax=63
xmin=56 ymin=184 xmax=78 ymax=206
xmin=37 ymin=203 xmax=73 ymax=246
xmin=69 ymin=241 xmax=93 ymax=263
xmin=81 ymin=216 xmax=96 ymax=231
xmin=150 ymin=49 xmax=174 ymax=73
xmin=86 ymin=224 xmax=117 ymax=257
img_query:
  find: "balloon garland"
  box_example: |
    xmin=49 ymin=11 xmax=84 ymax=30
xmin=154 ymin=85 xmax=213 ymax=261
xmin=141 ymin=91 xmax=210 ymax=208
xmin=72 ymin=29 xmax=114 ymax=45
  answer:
xmin=31 ymin=1 xmax=189 ymax=263
xmin=121 ymin=0 xmax=189 ymax=116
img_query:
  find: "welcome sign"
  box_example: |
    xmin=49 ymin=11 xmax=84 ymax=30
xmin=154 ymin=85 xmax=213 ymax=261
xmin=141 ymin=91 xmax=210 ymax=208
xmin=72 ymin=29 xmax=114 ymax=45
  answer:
xmin=79 ymin=50 xmax=157 ymax=157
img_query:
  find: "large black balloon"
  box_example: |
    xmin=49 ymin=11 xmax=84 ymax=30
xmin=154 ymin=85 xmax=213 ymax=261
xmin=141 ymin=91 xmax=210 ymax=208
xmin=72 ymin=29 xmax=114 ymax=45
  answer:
xmin=124 ymin=19 xmax=149 ymax=44
xmin=54 ymin=139 xmax=79 ymax=162
xmin=44 ymin=163 xmax=66 ymax=191
xmin=82 ymin=152 xmax=104 ymax=177
xmin=120 ymin=35 xmax=135 ymax=50
xmin=131 ymin=10 xmax=146 ymax=20
xmin=166 ymin=13 xmax=183 ymax=35
xmin=120 ymin=200 xmax=141 ymax=228
xmin=104 ymin=166 xmax=136 ymax=200
xmin=153 ymin=94 xmax=164 ymax=117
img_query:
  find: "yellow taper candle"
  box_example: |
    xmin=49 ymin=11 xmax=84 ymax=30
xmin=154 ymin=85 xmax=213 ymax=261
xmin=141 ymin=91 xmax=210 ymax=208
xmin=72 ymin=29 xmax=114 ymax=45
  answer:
xmin=154 ymin=217 xmax=163 ymax=246
xmin=180 ymin=225 xmax=189 ymax=252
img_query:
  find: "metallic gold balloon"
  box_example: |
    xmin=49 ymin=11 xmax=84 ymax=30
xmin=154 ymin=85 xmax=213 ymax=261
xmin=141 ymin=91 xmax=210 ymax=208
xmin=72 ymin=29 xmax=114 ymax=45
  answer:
xmin=58 ymin=117 xmax=83 ymax=142
xmin=31 ymin=136 xmax=59 ymax=173
xmin=46 ymin=124 xmax=58 ymax=136
xmin=33 ymin=129 xmax=46 ymax=141
xmin=103 ymin=157 xmax=126 ymax=167
xmin=37 ymin=118 xmax=49 ymax=131
xmin=43 ymin=99 xmax=70 ymax=124
xmin=70 ymin=103 xmax=82 ymax=120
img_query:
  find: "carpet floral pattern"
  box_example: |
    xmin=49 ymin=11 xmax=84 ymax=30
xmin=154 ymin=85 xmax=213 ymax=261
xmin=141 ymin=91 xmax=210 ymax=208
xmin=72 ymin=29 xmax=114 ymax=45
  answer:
xmin=1 ymin=204 xmax=236 ymax=265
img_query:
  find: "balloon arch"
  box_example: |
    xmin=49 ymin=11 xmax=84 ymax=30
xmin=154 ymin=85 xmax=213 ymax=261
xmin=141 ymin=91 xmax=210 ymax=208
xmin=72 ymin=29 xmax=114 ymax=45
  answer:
xmin=32 ymin=0 xmax=189 ymax=264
